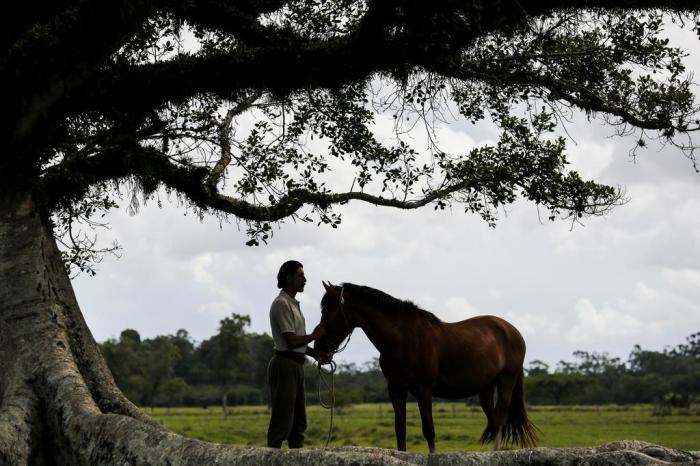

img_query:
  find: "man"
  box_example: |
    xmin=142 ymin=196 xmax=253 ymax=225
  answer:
xmin=267 ymin=260 xmax=330 ymax=449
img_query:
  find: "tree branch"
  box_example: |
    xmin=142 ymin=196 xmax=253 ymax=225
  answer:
xmin=206 ymin=94 xmax=262 ymax=191
xmin=5 ymin=0 xmax=158 ymax=142
xmin=40 ymin=144 xmax=469 ymax=220
xmin=438 ymin=54 xmax=697 ymax=132
xmin=40 ymin=140 xmax=621 ymax=224
xmin=63 ymin=1 xmax=700 ymax=133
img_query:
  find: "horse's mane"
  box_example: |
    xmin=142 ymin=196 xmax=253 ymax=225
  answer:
xmin=341 ymin=283 xmax=442 ymax=324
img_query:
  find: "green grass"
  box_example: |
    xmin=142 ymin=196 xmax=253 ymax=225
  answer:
xmin=146 ymin=403 xmax=700 ymax=453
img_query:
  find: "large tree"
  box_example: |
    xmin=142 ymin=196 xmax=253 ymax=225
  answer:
xmin=1 ymin=1 xmax=699 ymax=463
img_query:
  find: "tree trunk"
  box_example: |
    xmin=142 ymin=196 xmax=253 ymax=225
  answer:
xmin=1 ymin=190 xmax=698 ymax=465
xmin=0 ymin=189 xmax=163 ymax=464
xmin=0 ymin=190 xmax=296 ymax=464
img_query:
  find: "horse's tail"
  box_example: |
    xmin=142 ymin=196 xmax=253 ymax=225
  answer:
xmin=502 ymin=370 xmax=539 ymax=448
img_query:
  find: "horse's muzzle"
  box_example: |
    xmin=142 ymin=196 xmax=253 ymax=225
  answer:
xmin=313 ymin=336 xmax=335 ymax=353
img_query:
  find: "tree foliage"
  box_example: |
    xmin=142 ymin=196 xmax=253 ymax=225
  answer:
xmin=4 ymin=1 xmax=700 ymax=273
xmin=525 ymin=332 xmax=700 ymax=405
xmin=100 ymin=316 xmax=274 ymax=408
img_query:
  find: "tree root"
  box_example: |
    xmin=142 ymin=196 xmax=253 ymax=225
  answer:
xmin=0 ymin=373 xmax=42 ymax=465
xmin=60 ymin=283 xmax=160 ymax=425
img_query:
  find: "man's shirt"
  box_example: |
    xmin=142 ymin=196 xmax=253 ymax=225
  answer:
xmin=269 ymin=290 xmax=307 ymax=354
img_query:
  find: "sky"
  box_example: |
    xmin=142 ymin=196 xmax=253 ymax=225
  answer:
xmin=71 ymin=23 xmax=700 ymax=371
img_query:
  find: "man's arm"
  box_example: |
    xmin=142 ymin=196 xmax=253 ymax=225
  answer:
xmin=282 ymin=324 xmax=325 ymax=349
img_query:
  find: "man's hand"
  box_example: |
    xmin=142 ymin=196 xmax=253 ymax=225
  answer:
xmin=305 ymin=347 xmax=333 ymax=364
xmin=311 ymin=323 xmax=326 ymax=339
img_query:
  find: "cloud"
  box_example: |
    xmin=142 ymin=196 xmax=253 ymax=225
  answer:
xmin=198 ymin=301 xmax=234 ymax=318
xmin=662 ymin=268 xmax=700 ymax=297
xmin=567 ymin=138 xmax=615 ymax=180
xmin=440 ymin=296 xmax=479 ymax=321
xmin=561 ymin=278 xmax=696 ymax=355
xmin=192 ymin=253 xmax=245 ymax=295
xmin=505 ymin=311 xmax=561 ymax=337
xmin=567 ymin=298 xmax=645 ymax=343
xmin=631 ymin=281 xmax=659 ymax=301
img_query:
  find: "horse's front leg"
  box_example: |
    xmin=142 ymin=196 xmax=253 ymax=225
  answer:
xmin=388 ymin=382 xmax=407 ymax=451
xmin=415 ymin=386 xmax=436 ymax=453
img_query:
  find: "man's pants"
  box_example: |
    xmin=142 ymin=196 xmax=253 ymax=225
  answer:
xmin=267 ymin=354 xmax=307 ymax=448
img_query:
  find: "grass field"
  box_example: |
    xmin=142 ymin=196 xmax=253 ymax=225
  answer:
xmin=147 ymin=403 xmax=700 ymax=453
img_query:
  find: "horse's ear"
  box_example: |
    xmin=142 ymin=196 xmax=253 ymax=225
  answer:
xmin=323 ymin=281 xmax=340 ymax=295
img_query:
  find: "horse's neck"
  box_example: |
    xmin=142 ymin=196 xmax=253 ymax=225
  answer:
xmin=350 ymin=302 xmax=401 ymax=354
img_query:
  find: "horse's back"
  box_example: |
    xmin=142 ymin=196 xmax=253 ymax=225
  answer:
xmin=441 ymin=315 xmax=527 ymax=365
xmin=450 ymin=314 xmax=523 ymax=337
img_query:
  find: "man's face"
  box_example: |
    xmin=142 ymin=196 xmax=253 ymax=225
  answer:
xmin=286 ymin=267 xmax=306 ymax=293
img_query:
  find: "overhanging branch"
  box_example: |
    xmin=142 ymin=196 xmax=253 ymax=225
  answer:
xmin=40 ymin=145 xmax=477 ymax=221
xmin=440 ymin=57 xmax=697 ymax=132
xmin=40 ymin=142 xmax=621 ymax=223
xmin=6 ymin=0 xmax=158 ymax=141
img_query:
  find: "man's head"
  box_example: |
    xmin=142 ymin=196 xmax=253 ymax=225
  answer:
xmin=277 ymin=260 xmax=306 ymax=293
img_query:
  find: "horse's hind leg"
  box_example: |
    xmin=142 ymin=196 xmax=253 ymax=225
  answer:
xmin=478 ymin=385 xmax=496 ymax=446
xmin=388 ymin=382 xmax=408 ymax=451
xmin=415 ymin=386 xmax=436 ymax=453
xmin=493 ymin=374 xmax=517 ymax=450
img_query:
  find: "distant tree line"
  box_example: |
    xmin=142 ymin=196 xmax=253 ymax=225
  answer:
xmin=100 ymin=314 xmax=273 ymax=410
xmin=99 ymin=317 xmax=699 ymax=408
xmin=525 ymin=333 xmax=700 ymax=407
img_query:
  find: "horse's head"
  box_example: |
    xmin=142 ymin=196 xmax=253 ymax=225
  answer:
xmin=314 ymin=281 xmax=354 ymax=353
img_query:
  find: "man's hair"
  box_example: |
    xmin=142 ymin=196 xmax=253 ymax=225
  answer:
xmin=277 ymin=260 xmax=303 ymax=288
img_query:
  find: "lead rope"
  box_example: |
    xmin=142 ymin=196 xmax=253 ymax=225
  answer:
xmin=316 ymin=360 xmax=336 ymax=447
xmin=316 ymin=330 xmax=354 ymax=447
xmin=316 ymin=286 xmax=354 ymax=447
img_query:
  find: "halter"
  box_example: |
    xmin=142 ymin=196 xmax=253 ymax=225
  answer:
xmin=332 ymin=286 xmax=353 ymax=354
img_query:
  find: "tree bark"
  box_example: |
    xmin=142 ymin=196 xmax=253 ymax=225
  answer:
xmin=1 ymin=190 xmax=698 ymax=465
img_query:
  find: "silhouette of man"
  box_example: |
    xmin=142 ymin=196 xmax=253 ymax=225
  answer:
xmin=267 ymin=260 xmax=329 ymax=448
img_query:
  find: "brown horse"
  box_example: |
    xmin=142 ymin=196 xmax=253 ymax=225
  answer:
xmin=314 ymin=282 xmax=538 ymax=453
